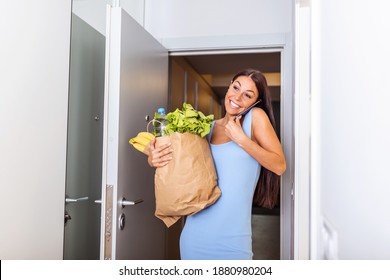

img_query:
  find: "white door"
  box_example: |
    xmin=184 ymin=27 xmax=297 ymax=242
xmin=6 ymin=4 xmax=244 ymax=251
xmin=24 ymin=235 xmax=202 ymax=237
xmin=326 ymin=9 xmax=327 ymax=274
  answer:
xmin=101 ymin=6 xmax=168 ymax=260
xmin=64 ymin=13 xmax=105 ymax=260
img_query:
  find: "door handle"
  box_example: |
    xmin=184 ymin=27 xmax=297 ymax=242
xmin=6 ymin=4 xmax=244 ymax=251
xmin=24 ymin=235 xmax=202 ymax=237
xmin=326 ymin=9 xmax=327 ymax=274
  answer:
xmin=120 ymin=197 xmax=143 ymax=208
xmin=64 ymin=211 xmax=72 ymax=224
xmin=65 ymin=196 xmax=89 ymax=203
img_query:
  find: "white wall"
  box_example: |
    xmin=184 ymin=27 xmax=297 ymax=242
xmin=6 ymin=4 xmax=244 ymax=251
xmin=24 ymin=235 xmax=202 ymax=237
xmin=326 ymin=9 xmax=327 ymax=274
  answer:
xmin=0 ymin=1 xmax=72 ymax=259
xmin=72 ymin=0 xmax=293 ymax=45
xmin=72 ymin=0 xmax=146 ymax=35
xmin=310 ymin=0 xmax=390 ymax=259
xmin=145 ymin=0 xmax=292 ymax=40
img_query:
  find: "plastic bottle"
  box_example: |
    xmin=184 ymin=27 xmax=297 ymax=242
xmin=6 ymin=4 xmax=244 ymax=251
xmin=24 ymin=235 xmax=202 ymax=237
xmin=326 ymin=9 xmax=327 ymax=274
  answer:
xmin=153 ymin=107 xmax=168 ymax=137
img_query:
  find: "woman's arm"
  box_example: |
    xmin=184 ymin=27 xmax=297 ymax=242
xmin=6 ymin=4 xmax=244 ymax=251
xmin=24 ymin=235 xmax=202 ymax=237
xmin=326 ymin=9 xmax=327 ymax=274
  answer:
xmin=225 ymin=108 xmax=286 ymax=175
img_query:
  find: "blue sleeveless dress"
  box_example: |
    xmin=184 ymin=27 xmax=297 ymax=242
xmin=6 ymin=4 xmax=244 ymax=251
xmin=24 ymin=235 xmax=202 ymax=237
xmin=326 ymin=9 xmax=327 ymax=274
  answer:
xmin=180 ymin=109 xmax=261 ymax=260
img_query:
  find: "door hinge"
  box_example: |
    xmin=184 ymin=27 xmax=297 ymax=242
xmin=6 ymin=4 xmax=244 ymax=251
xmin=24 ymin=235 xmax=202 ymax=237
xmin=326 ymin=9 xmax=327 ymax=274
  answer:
xmin=104 ymin=184 xmax=113 ymax=260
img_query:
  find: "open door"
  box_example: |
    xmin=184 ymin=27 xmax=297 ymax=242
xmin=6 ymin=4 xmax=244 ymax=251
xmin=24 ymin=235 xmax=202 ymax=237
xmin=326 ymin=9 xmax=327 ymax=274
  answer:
xmin=100 ymin=6 xmax=168 ymax=260
xmin=64 ymin=13 xmax=105 ymax=260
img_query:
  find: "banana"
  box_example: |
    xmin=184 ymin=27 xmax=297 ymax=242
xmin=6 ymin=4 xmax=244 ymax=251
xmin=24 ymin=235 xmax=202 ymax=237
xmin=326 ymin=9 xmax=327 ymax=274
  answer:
xmin=130 ymin=136 xmax=149 ymax=147
xmin=129 ymin=132 xmax=155 ymax=155
xmin=131 ymin=142 xmax=146 ymax=153
xmin=137 ymin=132 xmax=154 ymax=141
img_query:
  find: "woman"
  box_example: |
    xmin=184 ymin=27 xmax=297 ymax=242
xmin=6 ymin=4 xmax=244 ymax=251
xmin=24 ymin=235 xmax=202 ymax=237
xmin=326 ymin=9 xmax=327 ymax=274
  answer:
xmin=148 ymin=68 xmax=286 ymax=260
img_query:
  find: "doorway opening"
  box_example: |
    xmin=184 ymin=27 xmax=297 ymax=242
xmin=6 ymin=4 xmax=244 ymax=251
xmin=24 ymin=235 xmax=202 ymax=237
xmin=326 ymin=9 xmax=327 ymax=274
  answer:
xmin=167 ymin=49 xmax=285 ymax=260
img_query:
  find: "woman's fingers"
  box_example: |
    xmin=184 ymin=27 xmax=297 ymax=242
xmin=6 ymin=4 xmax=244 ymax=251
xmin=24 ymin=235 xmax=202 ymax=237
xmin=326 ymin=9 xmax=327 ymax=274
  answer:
xmin=150 ymin=142 xmax=173 ymax=167
xmin=149 ymin=138 xmax=156 ymax=150
xmin=234 ymin=115 xmax=242 ymax=125
xmin=152 ymin=143 xmax=172 ymax=156
xmin=225 ymin=116 xmax=247 ymax=144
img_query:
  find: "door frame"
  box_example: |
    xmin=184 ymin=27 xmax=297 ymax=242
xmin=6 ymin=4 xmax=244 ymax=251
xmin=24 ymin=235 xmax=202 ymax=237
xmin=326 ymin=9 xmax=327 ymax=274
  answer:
xmin=164 ymin=32 xmax=295 ymax=259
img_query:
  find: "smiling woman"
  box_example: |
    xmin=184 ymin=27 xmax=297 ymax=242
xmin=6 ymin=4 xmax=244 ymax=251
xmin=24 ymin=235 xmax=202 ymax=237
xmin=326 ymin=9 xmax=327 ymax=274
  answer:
xmin=148 ymin=68 xmax=286 ymax=260
xmin=226 ymin=76 xmax=259 ymax=110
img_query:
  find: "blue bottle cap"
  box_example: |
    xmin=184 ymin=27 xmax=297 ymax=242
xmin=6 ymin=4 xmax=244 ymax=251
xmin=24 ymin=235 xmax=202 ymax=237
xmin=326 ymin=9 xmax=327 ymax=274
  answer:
xmin=157 ymin=107 xmax=165 ymax=114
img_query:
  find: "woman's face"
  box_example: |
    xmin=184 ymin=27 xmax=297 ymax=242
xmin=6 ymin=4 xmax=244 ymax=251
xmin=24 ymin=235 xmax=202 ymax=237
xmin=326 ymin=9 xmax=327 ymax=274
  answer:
xmin=224 ymin=75 xmax=259 ymax=116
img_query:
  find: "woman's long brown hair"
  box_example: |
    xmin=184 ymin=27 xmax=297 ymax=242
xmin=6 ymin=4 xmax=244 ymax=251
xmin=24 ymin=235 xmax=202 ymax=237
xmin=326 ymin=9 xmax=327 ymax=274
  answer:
xmin=231 ymin=69 xmax=281 ymax=209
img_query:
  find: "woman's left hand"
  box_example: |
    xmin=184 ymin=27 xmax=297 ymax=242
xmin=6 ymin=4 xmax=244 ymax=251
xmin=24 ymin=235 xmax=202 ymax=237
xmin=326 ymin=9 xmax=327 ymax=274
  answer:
xmin=224 ymin=115 xmax=248 ymax=145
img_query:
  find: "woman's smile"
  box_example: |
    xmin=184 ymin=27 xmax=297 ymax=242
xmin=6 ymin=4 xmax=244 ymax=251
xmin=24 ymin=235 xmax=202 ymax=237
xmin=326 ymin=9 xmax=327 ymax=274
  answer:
xmin=229 ymin=100 xmax=241 ymax=109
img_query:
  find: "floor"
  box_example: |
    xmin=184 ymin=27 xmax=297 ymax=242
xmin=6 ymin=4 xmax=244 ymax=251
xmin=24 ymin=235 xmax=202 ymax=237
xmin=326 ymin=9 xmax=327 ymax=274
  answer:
xmin=251 ymin=214 xmax=280 ymax=260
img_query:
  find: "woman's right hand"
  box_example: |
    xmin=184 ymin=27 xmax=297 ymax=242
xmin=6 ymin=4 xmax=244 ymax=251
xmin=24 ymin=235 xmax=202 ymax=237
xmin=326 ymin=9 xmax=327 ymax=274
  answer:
xmin=147 ymin=138 xmax=173 ymax=168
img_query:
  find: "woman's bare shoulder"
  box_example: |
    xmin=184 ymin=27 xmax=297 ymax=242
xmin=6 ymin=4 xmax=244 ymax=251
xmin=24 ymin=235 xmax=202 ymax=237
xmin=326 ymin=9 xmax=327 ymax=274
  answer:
xmin=251 ymin=107 xmax=269 ymax=123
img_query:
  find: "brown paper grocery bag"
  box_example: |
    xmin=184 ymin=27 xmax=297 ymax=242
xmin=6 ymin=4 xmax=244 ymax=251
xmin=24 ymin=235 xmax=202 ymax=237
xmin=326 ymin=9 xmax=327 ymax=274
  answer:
xmin=154 ymin=132 xmax=221 ymax=227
